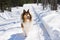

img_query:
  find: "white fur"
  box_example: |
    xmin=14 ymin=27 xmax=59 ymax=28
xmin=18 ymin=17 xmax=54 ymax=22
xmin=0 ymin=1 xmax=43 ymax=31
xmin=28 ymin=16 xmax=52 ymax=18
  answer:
xmin=23 ymin=21 xmax=33 ymax=36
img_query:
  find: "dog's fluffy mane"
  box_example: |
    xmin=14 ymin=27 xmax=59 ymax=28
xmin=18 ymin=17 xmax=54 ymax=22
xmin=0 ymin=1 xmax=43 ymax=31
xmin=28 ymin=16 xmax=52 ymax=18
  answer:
xmin=21 ymin=9 xmax=32 ymax=22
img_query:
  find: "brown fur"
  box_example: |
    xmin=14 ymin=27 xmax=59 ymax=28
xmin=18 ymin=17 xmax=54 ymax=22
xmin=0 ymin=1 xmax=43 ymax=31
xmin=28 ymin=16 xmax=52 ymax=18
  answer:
xmin=21 ymin=9 xmax=32 ymax=22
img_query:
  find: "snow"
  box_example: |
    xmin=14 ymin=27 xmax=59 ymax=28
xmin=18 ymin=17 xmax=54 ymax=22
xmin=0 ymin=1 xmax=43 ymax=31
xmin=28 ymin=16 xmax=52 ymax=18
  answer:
xmin=42 ymin=11 xmax=60 ymax=40
xmin=0 ymin=3 xmax=60 ymax=40
xmin=25 ymin=24 xmax=44 ymax=40
xmin=0 ymin=7 xmax=23 ymax=40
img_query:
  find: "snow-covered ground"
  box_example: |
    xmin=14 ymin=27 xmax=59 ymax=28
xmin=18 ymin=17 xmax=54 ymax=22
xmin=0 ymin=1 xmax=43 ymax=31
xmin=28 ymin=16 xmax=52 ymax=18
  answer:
xmin=0 ymin=3 xmax=60 ymax=40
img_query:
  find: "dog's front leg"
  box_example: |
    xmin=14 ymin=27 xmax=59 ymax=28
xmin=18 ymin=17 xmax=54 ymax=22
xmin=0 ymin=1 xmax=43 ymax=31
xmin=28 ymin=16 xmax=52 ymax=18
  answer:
xmin=21 ymin=23 xmax=27 ymax=37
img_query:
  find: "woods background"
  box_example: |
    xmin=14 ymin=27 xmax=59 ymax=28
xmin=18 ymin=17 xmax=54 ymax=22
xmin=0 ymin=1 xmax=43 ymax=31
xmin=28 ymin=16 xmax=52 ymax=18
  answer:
xmin=0 ymin=0 xmax=60 ymax=12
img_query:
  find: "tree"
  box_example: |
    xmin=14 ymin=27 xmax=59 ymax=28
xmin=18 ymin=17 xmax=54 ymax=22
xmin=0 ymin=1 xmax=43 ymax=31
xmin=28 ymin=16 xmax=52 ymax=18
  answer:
xmin=41 ymin=0 xmax=49 ymax=9
xmin=0 ymin=0 xmax=40 ymax=11
xmin=33 ymin=0 xmax=37 ymax=3
xmin=50 ymin=0 xmax=57 ymax=10
xmin=57 ymin=0 xmax=60 ymax=4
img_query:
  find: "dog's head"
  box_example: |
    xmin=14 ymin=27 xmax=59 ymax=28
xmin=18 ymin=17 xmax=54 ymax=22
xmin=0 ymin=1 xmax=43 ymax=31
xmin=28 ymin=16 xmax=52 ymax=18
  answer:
xmin=21 ymin=9 xmax=32 ymax=22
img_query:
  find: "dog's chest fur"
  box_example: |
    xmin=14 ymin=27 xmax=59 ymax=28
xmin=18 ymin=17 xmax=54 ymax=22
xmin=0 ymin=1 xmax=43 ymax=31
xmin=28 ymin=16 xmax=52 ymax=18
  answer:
xmin=23 ymin=22 xmax=32 ymax=35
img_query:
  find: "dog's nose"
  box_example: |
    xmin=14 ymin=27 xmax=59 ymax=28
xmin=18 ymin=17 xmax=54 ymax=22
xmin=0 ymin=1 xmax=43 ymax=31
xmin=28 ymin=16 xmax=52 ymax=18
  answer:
xmin=27 ymin=15 xmax=30 ymax=19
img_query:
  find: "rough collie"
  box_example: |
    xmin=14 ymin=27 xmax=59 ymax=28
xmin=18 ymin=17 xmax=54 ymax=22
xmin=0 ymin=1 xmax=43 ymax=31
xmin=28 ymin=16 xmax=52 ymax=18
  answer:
xmin=21 ymin=9 xmax=32 ymax=37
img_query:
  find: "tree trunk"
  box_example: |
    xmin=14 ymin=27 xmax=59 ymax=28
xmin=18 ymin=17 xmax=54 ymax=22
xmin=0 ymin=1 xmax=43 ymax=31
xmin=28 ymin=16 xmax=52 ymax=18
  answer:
xmin=41 ymin=0 xmax=48 ymax=9
xmin=50 ymin=0 xmax=57 ymax=10
xmin=1 ymin=3 xmax=4 ymax=12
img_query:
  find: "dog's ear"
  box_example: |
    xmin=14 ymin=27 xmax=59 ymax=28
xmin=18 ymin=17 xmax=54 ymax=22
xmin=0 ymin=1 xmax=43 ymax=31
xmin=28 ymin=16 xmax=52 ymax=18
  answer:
xmin=27 ymin=9 xmax=29 ymax=13
xmin=23 ymin=9 xmax=26 ymax=13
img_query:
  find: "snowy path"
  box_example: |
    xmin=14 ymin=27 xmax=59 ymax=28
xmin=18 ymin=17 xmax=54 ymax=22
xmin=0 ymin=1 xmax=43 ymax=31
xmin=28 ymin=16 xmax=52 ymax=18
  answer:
xmin=0 ymin=4 xmax=60 ymax=40
xmin=32 ymin=5 xmax=60 ymax=40
xmin=0 ymin=4 xmax=45 ymax=40
xmin=0 ymin=4 xmax=51 ymax=40
xmin=32 ymin=6 xmax=51 ymax=40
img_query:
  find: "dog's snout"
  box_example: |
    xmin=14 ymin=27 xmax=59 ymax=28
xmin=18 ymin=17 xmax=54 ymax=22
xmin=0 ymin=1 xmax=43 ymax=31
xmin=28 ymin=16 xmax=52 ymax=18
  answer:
xmin=27 ymin=15 xmax=30 ymax=19
xmin=27 ymin=14 xmax=29 ymax=16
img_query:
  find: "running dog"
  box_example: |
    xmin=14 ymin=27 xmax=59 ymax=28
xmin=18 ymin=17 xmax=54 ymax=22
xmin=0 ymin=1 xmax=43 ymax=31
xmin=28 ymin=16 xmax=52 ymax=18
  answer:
xmin=21 ymin=9 xmax=32 ymax=37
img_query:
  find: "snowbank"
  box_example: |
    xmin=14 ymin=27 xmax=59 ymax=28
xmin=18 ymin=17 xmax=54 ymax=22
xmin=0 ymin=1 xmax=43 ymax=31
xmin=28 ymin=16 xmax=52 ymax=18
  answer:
xmin=42 ymin=11 xmax=60 ymax=40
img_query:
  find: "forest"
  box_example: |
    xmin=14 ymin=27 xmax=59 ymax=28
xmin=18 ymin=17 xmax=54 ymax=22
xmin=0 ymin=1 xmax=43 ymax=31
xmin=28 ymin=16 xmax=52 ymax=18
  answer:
xmin=0 ymin=0 xmax=60 ymax=12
